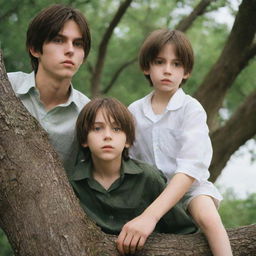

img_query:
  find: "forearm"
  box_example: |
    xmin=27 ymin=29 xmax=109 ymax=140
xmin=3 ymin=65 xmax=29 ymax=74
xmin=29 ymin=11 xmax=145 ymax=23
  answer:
xmin=142 ymin=173 xmax=195 ymax=221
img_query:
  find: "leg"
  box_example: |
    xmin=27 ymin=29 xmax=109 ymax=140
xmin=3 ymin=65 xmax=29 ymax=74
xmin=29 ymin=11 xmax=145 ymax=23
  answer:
xmin=188 ymin=195 xmax=233 ymax=256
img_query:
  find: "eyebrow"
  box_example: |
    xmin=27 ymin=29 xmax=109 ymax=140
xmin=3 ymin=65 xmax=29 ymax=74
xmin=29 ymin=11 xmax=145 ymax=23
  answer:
xmin=56 ymin=33 xmax=84 ymax=41
xmin=156 ymin=56 xmax=181 ymax=61
xmin=93 ymin=120 xmax=119 ymax=126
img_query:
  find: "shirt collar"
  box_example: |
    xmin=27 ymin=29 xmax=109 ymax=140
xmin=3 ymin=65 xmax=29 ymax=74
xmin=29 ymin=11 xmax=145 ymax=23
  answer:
xmin=166 ymin=88 xmax=186 ymax=111
xmin=70 ymin=158 xmax=143 ymax=181
xmin=142 ymin=88 xmax=186 ymax=119
xmin=69 ymin=159 xmax=92 ymax=181
xmin=15 ymin=72 xmax=36 ymax=95
xmin=15 ymin=71 xmax=80 ymax=108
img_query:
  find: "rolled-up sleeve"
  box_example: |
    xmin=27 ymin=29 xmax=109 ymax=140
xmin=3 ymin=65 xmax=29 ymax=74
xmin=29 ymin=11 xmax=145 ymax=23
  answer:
xmin=175 ymin=103 xmax=212 ymax=182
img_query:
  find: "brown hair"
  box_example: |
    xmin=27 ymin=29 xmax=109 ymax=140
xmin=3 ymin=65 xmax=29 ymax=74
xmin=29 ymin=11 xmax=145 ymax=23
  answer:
xmin=139 ymin=29 xmax=194 ymax=86
xmin=76 ymin=97 xmax=135 ymax=160
xmin=26 ymin=4 xmax=91 ymax=72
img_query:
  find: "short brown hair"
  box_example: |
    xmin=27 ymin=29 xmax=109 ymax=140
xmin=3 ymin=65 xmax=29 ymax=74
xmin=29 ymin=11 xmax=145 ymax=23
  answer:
xmin=26 ymin=4 xmax=91 ymax=72
xmin=139 ymin=29 xmax=194 ymax=86
xmin=76 ymin=97 xmax=135 ymax=160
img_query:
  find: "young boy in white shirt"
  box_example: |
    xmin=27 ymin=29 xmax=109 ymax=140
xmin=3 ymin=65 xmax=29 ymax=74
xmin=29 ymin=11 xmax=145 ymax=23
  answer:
xmin=117 ymin=29 xmax=232 ymax=256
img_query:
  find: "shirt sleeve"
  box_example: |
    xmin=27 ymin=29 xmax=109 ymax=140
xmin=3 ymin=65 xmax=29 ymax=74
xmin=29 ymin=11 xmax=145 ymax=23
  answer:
xmin=175 ymin=100 xmax=212 ymax=182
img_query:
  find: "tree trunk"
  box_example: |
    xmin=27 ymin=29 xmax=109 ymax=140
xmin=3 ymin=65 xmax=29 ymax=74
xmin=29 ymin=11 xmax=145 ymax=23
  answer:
xmin=209 ymin=90 xmax=256 ymax=182
xmin=194 ymin=0 xmax=256 ymax=130
xmin=0 ymin=51 xmax=110 ymax=256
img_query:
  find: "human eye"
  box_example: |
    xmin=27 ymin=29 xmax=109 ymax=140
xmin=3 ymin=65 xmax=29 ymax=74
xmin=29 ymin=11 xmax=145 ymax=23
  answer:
xmin=52 ymin=36 xmax=63 ymax=44
xmin=92 ymin=125 xmax=102 ymax=132
xmin=112 ymin=127 xmax=122 ymax=132
xmin=173 ymin=61 xmax=182 ymax=67
xmin=74 ymin=40 xmax=84 ymax=48
xmin=153 ymin=58 xmax=164 ymax=65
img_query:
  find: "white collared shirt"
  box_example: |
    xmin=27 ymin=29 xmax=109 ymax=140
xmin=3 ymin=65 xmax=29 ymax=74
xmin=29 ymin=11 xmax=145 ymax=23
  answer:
xmin=7 ymin=71 xmax=90 ymax=173
xmin=129 ymin=88 xmax=223 ymax=205
xmin=128 ymin=88 xmax=212 ymax=182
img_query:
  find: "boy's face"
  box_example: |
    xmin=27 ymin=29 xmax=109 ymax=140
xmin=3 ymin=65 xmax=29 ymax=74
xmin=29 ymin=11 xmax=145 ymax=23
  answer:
xmin=30 ymin=19 xmax=85 ymax=81
xmin=144 ymin=43 xmax=189 ymax=96
xmin=83 ymin=109 xmax=129 ymax=163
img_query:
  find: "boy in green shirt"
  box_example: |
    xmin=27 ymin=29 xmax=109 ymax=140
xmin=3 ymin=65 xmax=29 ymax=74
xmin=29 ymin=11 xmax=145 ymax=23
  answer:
xmin=69 ymin=97 xmax=197 ymax=250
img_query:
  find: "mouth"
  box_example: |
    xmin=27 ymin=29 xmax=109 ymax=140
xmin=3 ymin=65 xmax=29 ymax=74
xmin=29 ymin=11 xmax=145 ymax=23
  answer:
xmin=62 ymin=60 xmax=75 ymax=66
xmin=161 ymin=79 xmax=172 ymax=84
xmin=102 ymin=145 xmax=113 ymax=149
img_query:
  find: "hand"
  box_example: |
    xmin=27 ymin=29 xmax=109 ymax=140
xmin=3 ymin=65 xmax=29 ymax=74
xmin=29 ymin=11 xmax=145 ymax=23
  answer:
xmin=116 ymin=213 xmax=158 ymax=255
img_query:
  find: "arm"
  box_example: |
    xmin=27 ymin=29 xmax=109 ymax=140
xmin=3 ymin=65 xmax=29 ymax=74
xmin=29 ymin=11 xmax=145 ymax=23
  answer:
xmin=116 ymin=173 xmax=194 ymax=255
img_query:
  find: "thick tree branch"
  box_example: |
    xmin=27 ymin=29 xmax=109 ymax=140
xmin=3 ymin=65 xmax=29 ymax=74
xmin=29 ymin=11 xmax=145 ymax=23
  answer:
xmin=209 ymin=90 xmax=256 ymax=182
xmin=0 ymin=50 xmax=110 ymax=256
xmin=90 ymin=0 xmax=133 ymax=97
xmin=175 ymin=0 xmax=214 ymax=32
xmin=194 ymin=0 xmax=256 ymax=130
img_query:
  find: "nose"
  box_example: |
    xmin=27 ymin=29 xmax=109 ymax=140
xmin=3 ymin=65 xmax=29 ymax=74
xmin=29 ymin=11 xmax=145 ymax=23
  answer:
xmin=65 ymin=41 xmax=74 ymax=55
xmin=103 ymin=127 xmax=112 ymax=140
xmin=164 ymin=64 xmax=172 ymax=74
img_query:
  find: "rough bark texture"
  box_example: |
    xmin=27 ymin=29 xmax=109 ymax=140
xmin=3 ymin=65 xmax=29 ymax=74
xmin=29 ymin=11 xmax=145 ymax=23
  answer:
xmin=0 ymin=50 xmax=111 ymax=256
xmin=194 ymin=0 xmax=256 ymax=130
xmin=209 ymin=90 xmax=256 ymax=182
xmin=1 ymin=51 xmax=256 ymax=255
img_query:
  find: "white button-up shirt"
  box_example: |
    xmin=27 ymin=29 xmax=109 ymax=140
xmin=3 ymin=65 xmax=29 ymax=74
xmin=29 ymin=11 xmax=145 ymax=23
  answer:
xmin=129 ymin=88 xmax=222 ymax=204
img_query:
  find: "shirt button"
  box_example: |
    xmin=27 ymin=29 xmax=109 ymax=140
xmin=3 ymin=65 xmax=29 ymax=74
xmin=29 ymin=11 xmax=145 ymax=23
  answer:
xmin=109 ymin=215 xmax=114 ymax=220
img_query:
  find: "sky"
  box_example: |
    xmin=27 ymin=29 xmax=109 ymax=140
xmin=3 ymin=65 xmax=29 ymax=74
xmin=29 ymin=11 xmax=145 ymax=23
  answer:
xmin=207 ymin=1 xmax=256 ymax=198
xmin=216 ymin=140 xmax=256 ymax=198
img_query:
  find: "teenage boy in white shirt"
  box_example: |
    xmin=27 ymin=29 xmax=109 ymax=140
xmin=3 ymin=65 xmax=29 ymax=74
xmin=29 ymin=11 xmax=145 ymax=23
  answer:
xmin=117 ymin=29 xmax=232 ymax=256
xmin=7 ymin=4 xmax=91 ymax=172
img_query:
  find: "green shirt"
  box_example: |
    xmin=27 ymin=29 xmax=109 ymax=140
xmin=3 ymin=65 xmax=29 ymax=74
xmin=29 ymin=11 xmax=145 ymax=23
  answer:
xmin=69 ymin=158 xmax=197 ymax=235
xmin=8 ymin=71 xmax=90 ymax=173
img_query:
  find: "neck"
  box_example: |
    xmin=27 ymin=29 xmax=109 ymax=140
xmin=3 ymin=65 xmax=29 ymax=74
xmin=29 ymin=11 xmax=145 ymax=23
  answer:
xmin=35 ymin=70 xmax=71 ymax=111
xmin=151 ymin=90 xmax=175 ymax=114
xmin=91 ymin=156 xmax=122 ymax=190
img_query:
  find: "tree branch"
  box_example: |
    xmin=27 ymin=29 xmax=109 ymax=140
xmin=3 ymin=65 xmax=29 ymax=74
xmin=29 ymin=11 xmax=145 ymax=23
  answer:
xmin=209 ymin=89 xmax=256 ymax=182
xmin=90 ymin=0 xmax=133 ymax=97
xmin=194 ymin=0 xmax=256 ymax=130
xmin=175 ymin=0 xmax=214 ymax=32
xmin=101 ymin=57 xmax=137 ymax=94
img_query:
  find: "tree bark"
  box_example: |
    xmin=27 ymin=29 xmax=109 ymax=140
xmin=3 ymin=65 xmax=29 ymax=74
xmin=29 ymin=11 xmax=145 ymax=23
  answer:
xmin=90 ymin=0 xmax=133 ymax=97
xmin=0 ymin=50 xmax=111 ymax=256
xmin=1 ymin=50 xmax=256 ymax=256
xmin=209 ymin=90 xmax=256 ymax=182
xmin=194 ymin=0 xmax=256 ymax=130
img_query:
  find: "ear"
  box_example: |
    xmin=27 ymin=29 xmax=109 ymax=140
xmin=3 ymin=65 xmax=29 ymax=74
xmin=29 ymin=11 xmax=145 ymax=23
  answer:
xmin=81 ymin=143 xmax=88 ymax=148
xmin=124 ymin=143 xmax=130 ymax=149
xmin=143 ymin=69 xmax=150 ymax=75
xmin=183 ymin=72 xmax=190 ymax=79
xmin=29 ymin=47 xmax=40 ymax=58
